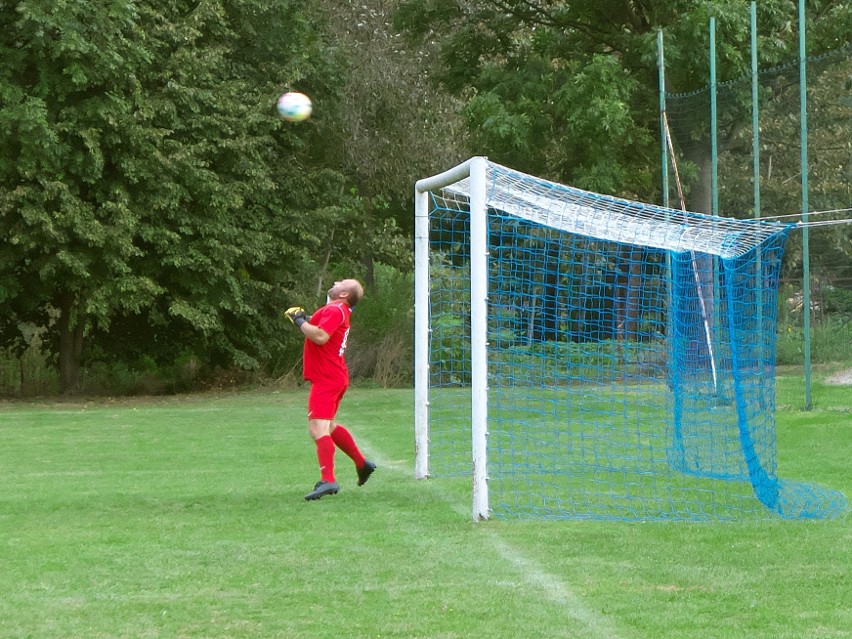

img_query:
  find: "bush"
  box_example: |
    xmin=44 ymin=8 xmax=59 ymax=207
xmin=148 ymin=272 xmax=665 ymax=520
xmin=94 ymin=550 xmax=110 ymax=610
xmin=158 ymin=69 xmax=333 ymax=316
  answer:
xmin=776 ymin=315 xmax=852 ymax=366
xmin=0 ymin=346 xmax=59 ymax=397
xmin=345 ymin=264 xmax=414 ymax=387
xmin=79 ymin=352 xmax=209 ymax=396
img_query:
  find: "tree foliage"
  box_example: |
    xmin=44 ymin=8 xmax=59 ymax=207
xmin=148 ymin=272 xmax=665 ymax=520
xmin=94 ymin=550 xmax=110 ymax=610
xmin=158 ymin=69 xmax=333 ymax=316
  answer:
xmin=3 ymin=0 xmax=852 ymax=393
xmin=390 ymin=0 xmax=852 ymax=359
xmin=311 ymin=0 xmax=470 ymax=260
xmin=0 ymin=0 xmax=351 ymax=391
xmin=395 ymin=0 xmax=852 ymax=198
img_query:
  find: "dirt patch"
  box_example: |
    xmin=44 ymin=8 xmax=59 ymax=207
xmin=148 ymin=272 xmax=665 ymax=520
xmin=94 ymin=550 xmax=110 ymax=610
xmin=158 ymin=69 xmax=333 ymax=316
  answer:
xmin=825 ymin=368 xmax=852 ymax=386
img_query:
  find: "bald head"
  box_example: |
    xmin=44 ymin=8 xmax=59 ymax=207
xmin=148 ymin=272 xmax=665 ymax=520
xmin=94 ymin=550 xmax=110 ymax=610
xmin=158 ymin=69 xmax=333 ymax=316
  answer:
xmin=328 ymin=279 xmax=364 ymax=307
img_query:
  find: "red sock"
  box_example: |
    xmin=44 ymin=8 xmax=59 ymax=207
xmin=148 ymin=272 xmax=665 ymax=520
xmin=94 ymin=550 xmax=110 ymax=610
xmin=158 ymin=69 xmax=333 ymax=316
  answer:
xmin=315 ymin=435 xmax=336 ymax=483
xmin=330 ymin=425 xmax=366 ymax=468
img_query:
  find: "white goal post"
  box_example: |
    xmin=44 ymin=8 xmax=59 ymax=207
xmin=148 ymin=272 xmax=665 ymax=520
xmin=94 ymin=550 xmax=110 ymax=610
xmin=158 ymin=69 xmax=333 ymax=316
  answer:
xmin=414 ymin=156 xmax=490 ymax=521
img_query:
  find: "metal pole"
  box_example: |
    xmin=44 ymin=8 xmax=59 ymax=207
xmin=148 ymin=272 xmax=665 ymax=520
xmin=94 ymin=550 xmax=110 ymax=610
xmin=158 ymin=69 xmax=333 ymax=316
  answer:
xmin=468 ymin=156 xmax=490 ymax=521
xmin=658 ymin=29 xmax=675 ymax=378
xmin=710 ymin=17 xmax=719 ymax=217
xmin=413 ymin=187 xmax=431 ymax=480
xmin=798 ymin=0 xmax=812 ymax=410
xmin=658 ymin=29 xmax=669 ymax=209
xmin=751 ymin=3 xmax=764 ymax=359
xmin=751 ymin=3 xmax=761 ymax=225
xmin=707 ymin=17 xmax=719 ymax=392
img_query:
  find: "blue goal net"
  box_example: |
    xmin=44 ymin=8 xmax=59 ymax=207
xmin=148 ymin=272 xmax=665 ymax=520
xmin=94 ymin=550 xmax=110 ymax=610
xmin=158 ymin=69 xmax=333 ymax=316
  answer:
xmin=421 ymin=160 xmax=847 ymax=521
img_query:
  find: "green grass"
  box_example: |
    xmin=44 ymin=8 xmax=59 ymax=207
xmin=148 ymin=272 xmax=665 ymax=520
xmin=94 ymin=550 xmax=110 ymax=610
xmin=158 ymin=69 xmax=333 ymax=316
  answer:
xmin=0 ymin=378 xmax=849 ymax=639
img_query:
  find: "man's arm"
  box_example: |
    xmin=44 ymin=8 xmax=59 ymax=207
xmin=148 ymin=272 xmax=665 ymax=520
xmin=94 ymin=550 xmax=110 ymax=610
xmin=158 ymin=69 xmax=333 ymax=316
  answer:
xmin=285 ymin=306 xmax=328 ymax=344
xmin=285 ymin=305 xmax=338 ymax=345
xmin=299 ymin=322 xmax=330 ymax=345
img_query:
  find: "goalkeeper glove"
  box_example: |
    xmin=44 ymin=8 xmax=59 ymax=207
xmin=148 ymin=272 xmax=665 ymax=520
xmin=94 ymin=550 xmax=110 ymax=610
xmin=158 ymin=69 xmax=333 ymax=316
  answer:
xmin=284 ymin=306 xmax=309 ymax=328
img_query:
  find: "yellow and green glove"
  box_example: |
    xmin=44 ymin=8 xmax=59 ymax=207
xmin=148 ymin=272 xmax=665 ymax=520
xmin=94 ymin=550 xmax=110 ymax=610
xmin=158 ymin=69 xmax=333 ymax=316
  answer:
xmin=284 ymin=306 xmax=309 ymax=328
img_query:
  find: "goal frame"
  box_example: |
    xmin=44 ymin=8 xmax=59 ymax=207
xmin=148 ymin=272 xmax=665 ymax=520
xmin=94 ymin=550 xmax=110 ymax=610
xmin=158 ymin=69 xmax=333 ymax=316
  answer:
xmin=414 ymin=156 xmax=490 ymax=521
xmin=412 ymin=157 xmax=844 ymax=523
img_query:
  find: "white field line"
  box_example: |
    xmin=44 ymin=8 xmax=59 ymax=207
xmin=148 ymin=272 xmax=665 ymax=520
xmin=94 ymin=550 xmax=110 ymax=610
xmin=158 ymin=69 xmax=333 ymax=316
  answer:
xmin=361 ymin=442 xmax=629 ymax=639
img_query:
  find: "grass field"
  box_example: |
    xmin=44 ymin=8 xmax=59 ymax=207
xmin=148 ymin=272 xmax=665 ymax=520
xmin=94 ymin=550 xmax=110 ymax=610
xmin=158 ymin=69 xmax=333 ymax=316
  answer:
xmin=0 ymin=373 xmax=849 ymax=639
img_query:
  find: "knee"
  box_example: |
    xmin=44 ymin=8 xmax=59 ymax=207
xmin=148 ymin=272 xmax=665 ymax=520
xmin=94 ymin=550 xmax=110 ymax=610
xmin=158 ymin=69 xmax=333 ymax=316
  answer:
xmin=309 ymin=419 xmax=332 ymax=440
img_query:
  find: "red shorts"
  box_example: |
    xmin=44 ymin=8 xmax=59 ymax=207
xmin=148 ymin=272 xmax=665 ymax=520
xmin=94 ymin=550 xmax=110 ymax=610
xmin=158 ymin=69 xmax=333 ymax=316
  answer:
xmin=307 ymin=383 xmax=348 ymax=421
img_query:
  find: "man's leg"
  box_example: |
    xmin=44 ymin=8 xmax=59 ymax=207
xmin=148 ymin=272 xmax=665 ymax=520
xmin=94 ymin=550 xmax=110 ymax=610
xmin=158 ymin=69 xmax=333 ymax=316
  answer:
xmin=310 ymin=418 xmax=336 ymax=483
xmin=304 ymin=384 xmax=340 ymax=500
xmin=330 ymin=424 xmax=365 ymax=467
xmin=304 ymin=418 xmax=339 ymax=500
xmin=331 ymin=424 xmax=376 ymax=486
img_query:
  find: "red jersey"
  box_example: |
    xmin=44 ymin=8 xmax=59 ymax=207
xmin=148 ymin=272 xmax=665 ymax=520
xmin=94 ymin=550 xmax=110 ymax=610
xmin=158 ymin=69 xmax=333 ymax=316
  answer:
xmin=303 ymin=301 xmax=351 ymax=386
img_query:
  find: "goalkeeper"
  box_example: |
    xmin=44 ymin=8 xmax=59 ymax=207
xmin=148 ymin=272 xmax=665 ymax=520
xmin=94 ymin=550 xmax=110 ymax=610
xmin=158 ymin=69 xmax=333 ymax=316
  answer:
xmin=284 ymin=278 xmax=376 ymax=501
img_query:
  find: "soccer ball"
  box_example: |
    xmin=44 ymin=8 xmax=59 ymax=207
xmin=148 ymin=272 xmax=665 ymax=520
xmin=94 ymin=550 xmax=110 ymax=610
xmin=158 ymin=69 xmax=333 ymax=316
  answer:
xmin=276 ymin=91 xmax=312 ymax=122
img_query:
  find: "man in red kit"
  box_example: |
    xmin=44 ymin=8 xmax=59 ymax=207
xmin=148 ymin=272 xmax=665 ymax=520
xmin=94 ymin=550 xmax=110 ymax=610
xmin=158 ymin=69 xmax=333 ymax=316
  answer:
xmin=284 ymin=279 xmax=376 ymax=500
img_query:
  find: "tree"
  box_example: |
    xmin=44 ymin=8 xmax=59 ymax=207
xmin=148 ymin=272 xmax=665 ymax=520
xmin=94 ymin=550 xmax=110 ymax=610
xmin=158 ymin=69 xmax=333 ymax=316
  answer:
xmin=395 ymin=0 xmax=852 ymax=338
xmin=0 ymin=0 xmax=348 ymax=392
xmin=395 ymin=0 xmax=852 ymax=200
xmin=309 ymin=0 xmax=469 ymax=288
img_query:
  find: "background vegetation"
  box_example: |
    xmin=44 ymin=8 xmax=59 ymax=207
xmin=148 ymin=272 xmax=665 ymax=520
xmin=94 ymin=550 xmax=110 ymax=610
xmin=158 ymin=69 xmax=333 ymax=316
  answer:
xmin=2 ymin=0 xmax=851 ymax=396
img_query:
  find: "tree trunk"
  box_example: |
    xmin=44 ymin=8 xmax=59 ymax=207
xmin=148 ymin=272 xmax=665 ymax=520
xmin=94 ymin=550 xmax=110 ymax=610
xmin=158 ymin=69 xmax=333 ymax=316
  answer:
xmin=625 ymin=250 xmax=643 ymax=336
xmin=536 ymin=241 xmax=561 ymax=341
xmin=683 ymin=142 xmax=716 ymax=366
xmin=684 ymin=142 xmax=713 ymax=216
xmin=57 ymin=292 xmax=84 ymax=394
xmin=363 ymin=254 xmax=375 ymax=290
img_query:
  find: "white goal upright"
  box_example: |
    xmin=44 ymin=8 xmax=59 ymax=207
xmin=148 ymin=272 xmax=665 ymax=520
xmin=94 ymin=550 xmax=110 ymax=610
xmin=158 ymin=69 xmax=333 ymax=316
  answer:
xmin=414 ymin=157 xmax=846 ymax=522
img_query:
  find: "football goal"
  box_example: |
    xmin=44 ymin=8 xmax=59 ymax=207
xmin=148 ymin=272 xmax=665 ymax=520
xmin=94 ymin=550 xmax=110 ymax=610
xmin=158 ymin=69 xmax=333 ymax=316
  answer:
xmin=414 ymin=157 xmax=847 ymax=522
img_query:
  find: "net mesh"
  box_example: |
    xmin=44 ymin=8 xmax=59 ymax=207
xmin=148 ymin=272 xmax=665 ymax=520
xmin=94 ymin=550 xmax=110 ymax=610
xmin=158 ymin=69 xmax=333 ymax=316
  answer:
xmin=426 ymin=160 xmax=847 ymax=521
